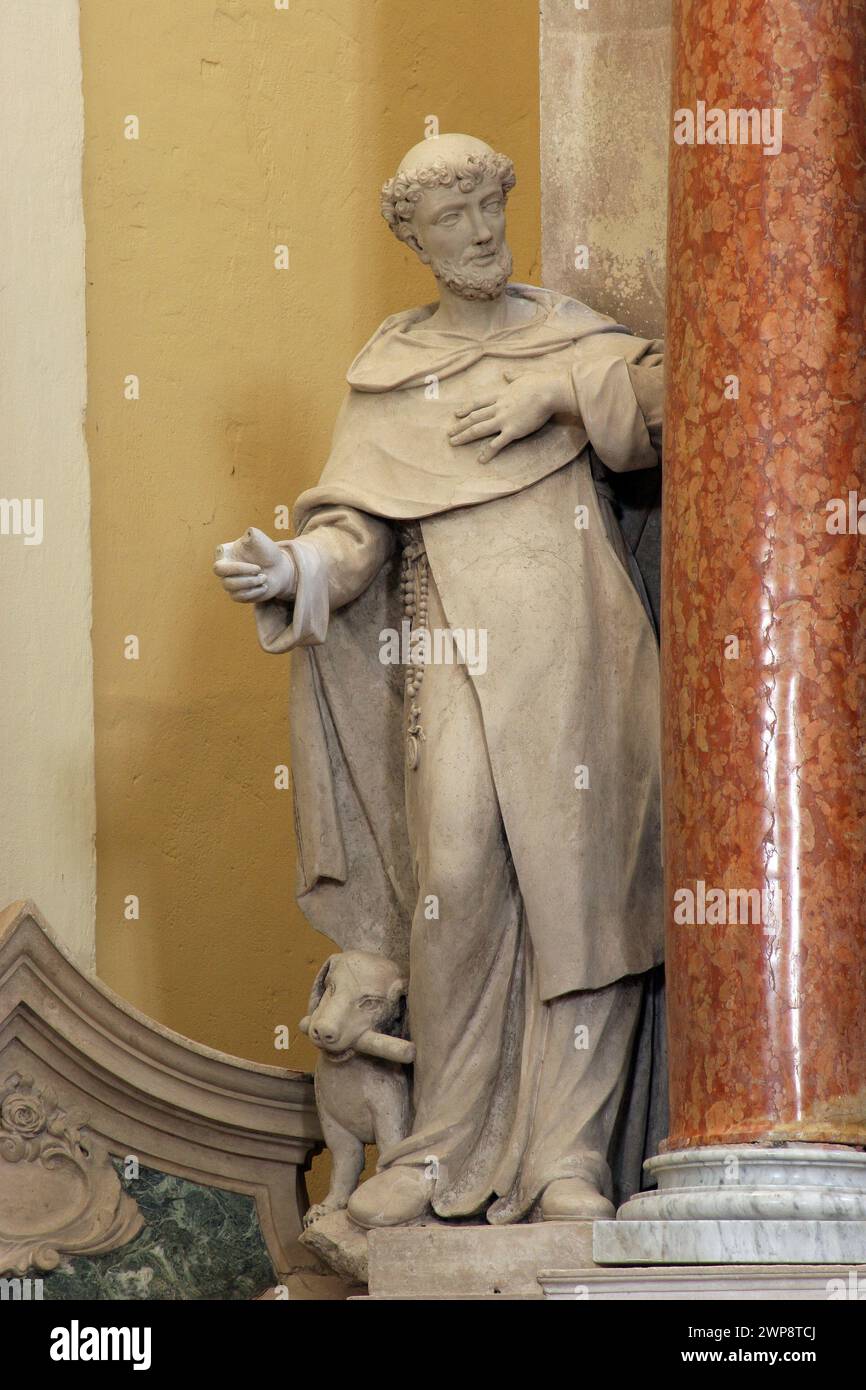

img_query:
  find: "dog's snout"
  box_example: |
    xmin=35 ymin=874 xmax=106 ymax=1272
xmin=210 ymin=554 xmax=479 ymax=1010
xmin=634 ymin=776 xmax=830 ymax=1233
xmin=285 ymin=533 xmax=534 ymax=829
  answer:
xmin=311 ymin=1022 xmax=338 ymax=1045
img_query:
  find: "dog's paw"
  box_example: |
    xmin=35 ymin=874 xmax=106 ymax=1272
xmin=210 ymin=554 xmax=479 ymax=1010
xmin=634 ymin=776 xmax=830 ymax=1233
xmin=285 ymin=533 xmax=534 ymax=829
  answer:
xmin=303 ymin=1200 xmax=343 ymax=1228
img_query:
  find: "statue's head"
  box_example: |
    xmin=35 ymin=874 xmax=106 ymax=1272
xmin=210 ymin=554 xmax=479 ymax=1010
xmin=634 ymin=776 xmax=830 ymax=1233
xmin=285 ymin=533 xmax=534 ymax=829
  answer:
xmin=381 ymin=133 xmax=516 ymax=301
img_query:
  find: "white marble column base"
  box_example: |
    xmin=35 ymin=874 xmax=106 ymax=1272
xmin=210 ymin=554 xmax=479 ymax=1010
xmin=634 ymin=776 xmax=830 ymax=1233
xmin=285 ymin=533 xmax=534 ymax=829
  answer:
xmin=597 ymin=1146 xmax=866 ymax=1265
xmin=594 ymin=1217 xmax=866 ymax=1265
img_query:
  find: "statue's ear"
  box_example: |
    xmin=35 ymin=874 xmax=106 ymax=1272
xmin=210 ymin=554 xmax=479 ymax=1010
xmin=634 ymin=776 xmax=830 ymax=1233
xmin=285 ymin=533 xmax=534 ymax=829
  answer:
xmin=308 ymin=956 xmax=336 ymax=1013
xmin=400 ymin=226 xmax=429 ymax=264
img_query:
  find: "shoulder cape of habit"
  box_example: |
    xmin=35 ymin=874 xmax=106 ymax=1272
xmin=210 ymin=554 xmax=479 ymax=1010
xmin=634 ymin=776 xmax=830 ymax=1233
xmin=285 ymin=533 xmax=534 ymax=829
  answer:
xmin=292 ymin=284 xmax=638 ymax=529
xmin=346 ymin=284 xmax=622 ymax=392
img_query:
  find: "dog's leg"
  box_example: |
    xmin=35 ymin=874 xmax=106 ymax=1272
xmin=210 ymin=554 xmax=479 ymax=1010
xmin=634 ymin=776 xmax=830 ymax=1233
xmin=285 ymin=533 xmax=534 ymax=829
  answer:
xmin=372 ymin=1077 xmax=412 ymax=1152
xmin=304 ymin=1109 xmax=366 ymax=1227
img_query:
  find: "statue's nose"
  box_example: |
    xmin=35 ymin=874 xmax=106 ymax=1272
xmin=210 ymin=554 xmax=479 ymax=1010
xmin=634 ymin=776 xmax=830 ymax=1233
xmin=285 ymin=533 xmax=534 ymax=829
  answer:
xmin=468 ymin=208 xmax=493 ymax=242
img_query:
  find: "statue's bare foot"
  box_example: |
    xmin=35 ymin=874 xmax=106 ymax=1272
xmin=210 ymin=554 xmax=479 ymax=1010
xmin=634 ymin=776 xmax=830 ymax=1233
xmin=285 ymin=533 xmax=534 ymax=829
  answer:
xmin=539 ymin=1177 xmax=615 ymax=1222
xmin=347 ymin=1167 xmax=430 ymax=1229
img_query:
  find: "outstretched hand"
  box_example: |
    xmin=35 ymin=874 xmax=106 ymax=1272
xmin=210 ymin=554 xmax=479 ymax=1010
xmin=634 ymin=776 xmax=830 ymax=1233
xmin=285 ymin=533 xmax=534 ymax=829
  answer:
xmin=213 ymin=527 xmax=297 ymax=603
xmin=448 ymin=367 xmax=577 ymax=464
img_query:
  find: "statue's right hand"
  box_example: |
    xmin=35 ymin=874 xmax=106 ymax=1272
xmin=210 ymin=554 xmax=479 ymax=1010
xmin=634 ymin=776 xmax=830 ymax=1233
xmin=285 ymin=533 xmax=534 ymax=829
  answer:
xmin=213 ymin=527 xmax=298 ymax=603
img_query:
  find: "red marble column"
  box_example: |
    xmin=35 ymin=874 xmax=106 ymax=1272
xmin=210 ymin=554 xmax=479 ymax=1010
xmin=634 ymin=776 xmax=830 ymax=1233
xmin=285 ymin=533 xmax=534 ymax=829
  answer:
xmin=662 ymin=0 xmax=866 ymax=1149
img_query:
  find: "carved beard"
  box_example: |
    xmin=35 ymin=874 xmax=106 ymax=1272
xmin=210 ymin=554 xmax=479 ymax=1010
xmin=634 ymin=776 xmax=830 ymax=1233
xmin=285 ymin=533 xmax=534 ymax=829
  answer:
xmin=429 ymin=244 xmax=513 ymax=301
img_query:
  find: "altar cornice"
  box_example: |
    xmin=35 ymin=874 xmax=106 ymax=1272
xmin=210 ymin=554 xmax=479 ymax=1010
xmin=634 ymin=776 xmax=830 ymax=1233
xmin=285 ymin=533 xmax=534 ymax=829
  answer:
xmin=0 ymin=900 xmax=321 ymax=1279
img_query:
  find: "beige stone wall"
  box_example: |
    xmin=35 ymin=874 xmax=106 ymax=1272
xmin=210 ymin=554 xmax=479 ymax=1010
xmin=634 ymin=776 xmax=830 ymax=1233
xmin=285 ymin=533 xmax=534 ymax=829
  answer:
xmin=541 ymin=0 xmax=671 ymax=338
xmin=0 ymin=0 xmax=96 ymax=969
xmin=81 ymin=0 xmax=539 ymax=1122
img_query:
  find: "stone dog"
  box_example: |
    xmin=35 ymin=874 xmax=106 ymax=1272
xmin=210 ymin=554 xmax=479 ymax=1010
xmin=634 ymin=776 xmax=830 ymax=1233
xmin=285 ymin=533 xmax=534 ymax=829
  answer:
xmin=299 ymin=951 xmax=414 ymax=1227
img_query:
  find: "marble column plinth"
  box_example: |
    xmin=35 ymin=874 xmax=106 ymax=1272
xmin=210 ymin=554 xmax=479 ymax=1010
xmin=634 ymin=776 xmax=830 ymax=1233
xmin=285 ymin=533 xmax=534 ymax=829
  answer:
xmin=600 ymin=1148 xmax=866 ymax=1264
xmin=540 ymin=1265 xmax=866 ymax=1300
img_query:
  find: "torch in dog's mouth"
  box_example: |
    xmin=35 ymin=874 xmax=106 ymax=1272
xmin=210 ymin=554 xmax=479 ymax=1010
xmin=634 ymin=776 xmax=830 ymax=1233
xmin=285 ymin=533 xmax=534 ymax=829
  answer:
xmin=318 ymin=1043 xmax=357 ymax=1063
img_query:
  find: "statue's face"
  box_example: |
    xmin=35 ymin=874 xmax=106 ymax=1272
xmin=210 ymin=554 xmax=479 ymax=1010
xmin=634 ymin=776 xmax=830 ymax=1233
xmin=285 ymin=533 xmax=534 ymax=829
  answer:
xmin=409 ymin=174 xmax=513 ymax=301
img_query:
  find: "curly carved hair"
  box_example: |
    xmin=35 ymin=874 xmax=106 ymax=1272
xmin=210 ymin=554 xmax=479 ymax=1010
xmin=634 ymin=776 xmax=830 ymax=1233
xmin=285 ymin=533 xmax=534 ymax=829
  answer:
xmin=380 ymin=150 xmax=517 ymax=243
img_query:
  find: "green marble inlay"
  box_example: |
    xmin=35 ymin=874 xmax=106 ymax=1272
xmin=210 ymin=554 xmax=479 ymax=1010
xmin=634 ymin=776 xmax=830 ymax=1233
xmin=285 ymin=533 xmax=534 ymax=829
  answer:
xmin=41 ymin=1162 xmax=275 ymax=1301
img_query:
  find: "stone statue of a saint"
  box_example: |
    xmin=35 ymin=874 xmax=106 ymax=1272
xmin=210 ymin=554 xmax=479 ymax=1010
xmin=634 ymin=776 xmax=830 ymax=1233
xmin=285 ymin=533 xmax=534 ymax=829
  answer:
xmin=214 ymin=134 xmax=666 ymax=1229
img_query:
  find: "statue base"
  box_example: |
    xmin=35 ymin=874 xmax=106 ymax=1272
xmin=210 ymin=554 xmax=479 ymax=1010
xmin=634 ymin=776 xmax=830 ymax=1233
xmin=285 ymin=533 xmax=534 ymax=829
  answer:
xmin=303 ymin=1213 xmax=596 ymax=1298
xmin=301 ymin=1207 xmax=866 ymax=1299
xmin=299 ymin=1211 xmax=370 ymax=1287
xmin=366 ymin=1219 xmax=595 ymax=1299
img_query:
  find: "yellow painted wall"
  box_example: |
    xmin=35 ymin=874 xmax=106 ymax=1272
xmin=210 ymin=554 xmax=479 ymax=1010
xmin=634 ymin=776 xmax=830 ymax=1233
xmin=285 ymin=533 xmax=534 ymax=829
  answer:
xmin=81 ymin=0 xmax=539 ymax=1148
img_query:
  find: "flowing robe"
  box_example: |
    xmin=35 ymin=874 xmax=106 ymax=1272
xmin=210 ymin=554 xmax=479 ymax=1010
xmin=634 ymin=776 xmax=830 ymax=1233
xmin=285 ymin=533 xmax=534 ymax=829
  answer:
xmin=255 ymin=285 xmax=668 ymax=1206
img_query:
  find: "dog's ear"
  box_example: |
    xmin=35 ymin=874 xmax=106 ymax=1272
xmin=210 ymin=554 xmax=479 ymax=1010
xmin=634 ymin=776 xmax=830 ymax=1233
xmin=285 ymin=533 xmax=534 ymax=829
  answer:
xmin=308 ymin=955 xmax=336 ymax=1014
xmin=385 ymin=976 xmax=409 ymax=1036
xmin=387 ymin=977 xmax=408 ymax=1007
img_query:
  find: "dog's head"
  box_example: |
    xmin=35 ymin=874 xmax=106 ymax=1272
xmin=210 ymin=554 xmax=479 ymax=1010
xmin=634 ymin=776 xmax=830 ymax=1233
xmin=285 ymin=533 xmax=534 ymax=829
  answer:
xmin=306 ymin=951 xmax=407 ymax=1057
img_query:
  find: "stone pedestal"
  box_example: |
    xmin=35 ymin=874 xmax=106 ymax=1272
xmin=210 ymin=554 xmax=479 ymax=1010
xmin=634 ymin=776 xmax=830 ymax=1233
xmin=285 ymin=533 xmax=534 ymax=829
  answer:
xmin=363 ymin=1222 xmax=595 ymax=1300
